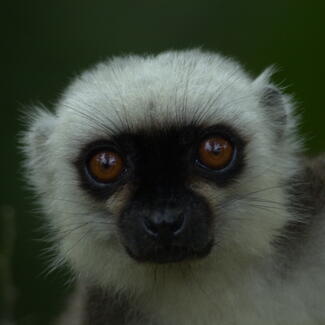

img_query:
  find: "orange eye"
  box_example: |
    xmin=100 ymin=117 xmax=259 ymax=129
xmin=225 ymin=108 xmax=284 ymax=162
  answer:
xmin=198 ymin=136 xmax=234 ymax=170
xmin=88 ymin=151 xmax=124 ymax=183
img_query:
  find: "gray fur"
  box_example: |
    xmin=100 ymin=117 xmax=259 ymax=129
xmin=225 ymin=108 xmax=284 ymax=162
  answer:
xmin=22 ymin=50 xmax=325 ymax=325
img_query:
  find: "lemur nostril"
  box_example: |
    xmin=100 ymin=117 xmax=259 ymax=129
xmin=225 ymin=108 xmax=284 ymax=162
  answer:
xmin=143 ymin=212 xmax=186 ymax=239
xmin=143 ymin=217 xmax=159 ymax=237
xmin=171 ymin=213 xmax=185 ymax=235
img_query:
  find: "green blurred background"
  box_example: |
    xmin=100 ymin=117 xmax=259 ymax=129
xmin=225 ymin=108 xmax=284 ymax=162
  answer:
xmin=1 ymin=0 xmax=324 ymax=324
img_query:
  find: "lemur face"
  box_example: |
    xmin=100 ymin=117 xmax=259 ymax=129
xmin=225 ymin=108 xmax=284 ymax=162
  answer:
xmin=74 ymin=124 xmax=245 ymax=263
xmin=24 ymin=50 xmax=300 ymax=287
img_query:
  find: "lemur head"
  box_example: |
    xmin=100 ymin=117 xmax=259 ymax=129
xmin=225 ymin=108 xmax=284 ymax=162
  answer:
xmin=23 ymin=50 xmax=301 ymax=291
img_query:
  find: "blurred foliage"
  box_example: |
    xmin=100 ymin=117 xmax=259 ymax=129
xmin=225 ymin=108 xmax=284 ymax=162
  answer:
xmin=0 ymin=0 xmax=324 ymax=324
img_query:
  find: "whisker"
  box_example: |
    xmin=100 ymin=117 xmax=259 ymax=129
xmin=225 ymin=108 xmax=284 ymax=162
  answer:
xmin=192 ymin=69 xmax=250 ymax=125
xmin=180 ymin=60 xmax=198 ymax=125
xmin=75 ymin=94 xmax=125 ymax=134
xmin=52 ymin=223 xmax=93 ymax=241
xmin=245 ymin=203 xmax=286 ymax=214
xmin=108 ymin=65 xmax=132 ymax=132
xmin=63 ymin=103 xmax=116 ymax=135
xmin=51 ymin=228 xmax=93 ymax=273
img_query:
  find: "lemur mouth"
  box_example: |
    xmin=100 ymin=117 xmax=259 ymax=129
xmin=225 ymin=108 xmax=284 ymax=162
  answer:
xmin=118 ymin=185 xmax=215 ymax=264
xmin=124 ymin=240 xmax=214 ymax=264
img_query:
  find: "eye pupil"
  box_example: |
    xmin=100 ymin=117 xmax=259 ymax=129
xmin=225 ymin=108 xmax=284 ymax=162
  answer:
xmin=88 ymin=151 xmax=124 ymax=183
xmin=198 ymin=136 xmax=234 ymax=170
xmin=207 ymin=141 xmax=225 ymax=154
xmin=97 ymin=153 xmax=113 ymax=169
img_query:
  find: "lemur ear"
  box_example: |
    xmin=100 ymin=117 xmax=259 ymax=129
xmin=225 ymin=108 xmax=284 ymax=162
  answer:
xmin=253 ymin=68 xmax=290 ymax=136
xmin=22 ymin=107 xmax=57 ymax=192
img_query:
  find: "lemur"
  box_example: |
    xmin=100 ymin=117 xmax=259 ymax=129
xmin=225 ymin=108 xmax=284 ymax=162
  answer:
xmin=23 ymin=49 xmax=325 ymax=325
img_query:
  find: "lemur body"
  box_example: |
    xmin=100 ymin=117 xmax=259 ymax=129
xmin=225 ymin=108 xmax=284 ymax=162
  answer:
xmin=23 ymin=50 xmax=325 ymax=324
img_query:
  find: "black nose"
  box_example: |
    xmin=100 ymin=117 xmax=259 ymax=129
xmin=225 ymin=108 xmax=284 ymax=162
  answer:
xmin=143 ymin=209 xmax=186 ymax=240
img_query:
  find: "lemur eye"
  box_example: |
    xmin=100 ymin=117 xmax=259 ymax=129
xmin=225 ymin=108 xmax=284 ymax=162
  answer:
xmin=198 ymin=136 xmax=234 ymax=170
xmin=87 ymin=151 xmax=124 ymax=183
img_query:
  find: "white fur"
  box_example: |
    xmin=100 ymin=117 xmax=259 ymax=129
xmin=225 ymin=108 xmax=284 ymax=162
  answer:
xmin=23 ymin=49 xmax=325 ymax=324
